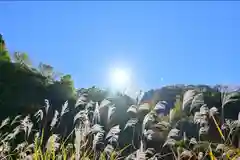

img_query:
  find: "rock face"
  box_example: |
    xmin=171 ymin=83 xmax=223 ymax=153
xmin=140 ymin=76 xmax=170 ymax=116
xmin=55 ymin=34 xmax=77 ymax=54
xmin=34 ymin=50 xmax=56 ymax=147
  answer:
xmin=140 ymin=85 xmax=233 ymax=115
xmin=140 ymin=85 xmax=192 ymax=115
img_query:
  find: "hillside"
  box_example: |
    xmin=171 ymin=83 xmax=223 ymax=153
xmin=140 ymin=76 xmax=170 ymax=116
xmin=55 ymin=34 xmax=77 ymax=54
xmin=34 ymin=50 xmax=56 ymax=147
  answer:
xmin=0 ymin=34 xmax=240 ymax=159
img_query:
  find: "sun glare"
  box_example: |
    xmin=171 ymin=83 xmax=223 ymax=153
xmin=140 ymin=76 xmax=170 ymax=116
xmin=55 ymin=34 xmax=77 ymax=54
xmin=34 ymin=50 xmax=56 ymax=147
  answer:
xmin=110 ymin=68 xmax=130 ymax=90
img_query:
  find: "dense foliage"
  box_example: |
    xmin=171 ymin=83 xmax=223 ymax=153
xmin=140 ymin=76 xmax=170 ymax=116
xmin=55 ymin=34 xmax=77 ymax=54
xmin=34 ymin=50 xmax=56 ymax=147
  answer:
xmin=0 ymin=34 xmax=240 ymax=159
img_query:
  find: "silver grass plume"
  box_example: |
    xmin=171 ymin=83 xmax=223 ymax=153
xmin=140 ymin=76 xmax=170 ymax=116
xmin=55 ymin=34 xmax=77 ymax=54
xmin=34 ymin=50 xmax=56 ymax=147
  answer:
xmin=106 ymin=125 xmax=120 ymax=141
xmin=18 ymin=152 xmax=27 ymax=160
xmin=26 ymin=143 xmax=35 ymax=151
xmin=163 ymin=138 xmax=176 ymax=147
xmin=34 ymin=132 xmax=40 ymax=139
xmin=189 ymin=138 xmax=197 ymax=145
xmin=92 ymin=131 xmax=105 ymax=151
xmin=74 ymin=111 xmax=87 ymax=123
xmin=50 ymin=110 xmax=59 ymax=130
xmin=34 ymin=109 xmax=43 ymax=123
xmin=99 ymin=99 xmax=111 ymax=109
xmin=107 ymin=104 xmax=116 ymax=126
xmin=14 ymin=142 xmax=28 ymax=152
xmin=0 ymin=117 xmax=10 ymax=129
xmin=2 ymin=141 xmax=11 ymax=153
xmin=0 ymin=132 xmax=9 ymax=141
xmin=11 ymin=115 xmax=22 ymax=125
xmin=60 ymin=100 xmax=69 ymax=117
xmin=84 ymin=117 xmax=90 ymax=138
xmin=74 ymin=125 xmax=83 ymax=160
xmin=167 ymin=128 xmax=181 ymax=140
xmin=44 ymin=99 xmax=50 ymax=115
xmin=20 ymin=116 xmax=31 ymax=133
xmin=194 ymin=112 xmax=202 ymax=124
xmin=136 ymin=141 xmax=145 ymax=160
xmin=12 ymin=126 xmax=21 ymax=137
xmin=75 ymin=94 xmax=87 ymax=107
xmin=93 ymin=102 xmax=100 ymax=124
xmin=20 ymin=115 xmax=33 ymax=139
xmin=142 ymin=111 xmax=156 ymax=133
xmin=74 ymin=110 xmax=90 ymax=159
xmin=74 ymin=129 xmax=81 ymax=159
xmin=45 ymin=134 xmax=60 ymax=152
xmin=89 ymin=124 xmax=103 ymax=134
xmin=27 ymin=123 xmax=33 ymax=139
xmin=3 ymin=133 xmax=16 ymax=141
xmin=209 ymin=106 xmax=218 ymax=116
xmin=33 ymin=132 xmax=40 ymax=146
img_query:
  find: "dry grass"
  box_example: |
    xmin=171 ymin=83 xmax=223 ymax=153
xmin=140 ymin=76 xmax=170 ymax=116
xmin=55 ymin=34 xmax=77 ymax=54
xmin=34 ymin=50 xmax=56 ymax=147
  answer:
xmin=0 ymin=95 xmax=239 ymax=160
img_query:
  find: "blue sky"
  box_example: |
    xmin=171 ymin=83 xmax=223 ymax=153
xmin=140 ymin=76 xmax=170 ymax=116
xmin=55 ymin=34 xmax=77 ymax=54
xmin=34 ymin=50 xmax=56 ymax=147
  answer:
xmin=1 ymin=2 xmax=240 ymax=90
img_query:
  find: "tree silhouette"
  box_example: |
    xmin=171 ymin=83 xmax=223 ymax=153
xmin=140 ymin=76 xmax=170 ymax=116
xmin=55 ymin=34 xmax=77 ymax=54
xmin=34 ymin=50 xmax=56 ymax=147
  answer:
xmin=0 ymin=34 xmax=11 ymax=62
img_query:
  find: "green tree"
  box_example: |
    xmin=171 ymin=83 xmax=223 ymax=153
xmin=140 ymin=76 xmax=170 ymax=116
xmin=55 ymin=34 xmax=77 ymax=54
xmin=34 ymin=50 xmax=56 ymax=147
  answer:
xmin=13 ymin=52 xmax=31 ymax=66
xmin=0 ymin=34 xmax=11 ymax=62
xmin=38 ymin=63 xmax=62 ymax=83
xmin=60 ymin=74 xmax=75 ymax=94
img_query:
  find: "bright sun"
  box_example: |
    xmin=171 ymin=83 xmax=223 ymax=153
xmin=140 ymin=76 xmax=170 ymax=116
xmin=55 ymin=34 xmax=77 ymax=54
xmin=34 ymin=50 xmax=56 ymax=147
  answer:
xmin=110 ymin=68 xmax=130 ymax=90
